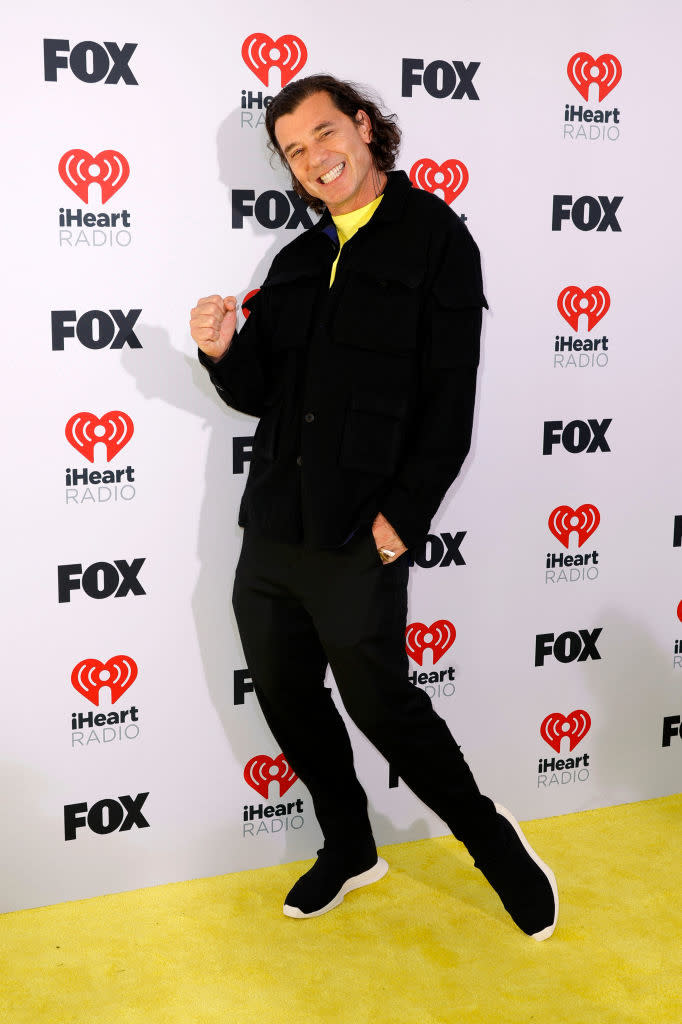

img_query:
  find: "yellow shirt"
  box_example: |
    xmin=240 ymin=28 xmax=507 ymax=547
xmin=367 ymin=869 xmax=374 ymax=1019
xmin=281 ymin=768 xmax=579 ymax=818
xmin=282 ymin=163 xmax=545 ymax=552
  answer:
xmin=329 ymin=194 xmax=383 ymax=286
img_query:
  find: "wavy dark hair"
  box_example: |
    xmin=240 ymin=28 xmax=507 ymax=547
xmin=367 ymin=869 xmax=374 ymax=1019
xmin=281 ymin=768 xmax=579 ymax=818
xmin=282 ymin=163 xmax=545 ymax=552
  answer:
xmin=264 ymin=74 xmax=401 ymax=213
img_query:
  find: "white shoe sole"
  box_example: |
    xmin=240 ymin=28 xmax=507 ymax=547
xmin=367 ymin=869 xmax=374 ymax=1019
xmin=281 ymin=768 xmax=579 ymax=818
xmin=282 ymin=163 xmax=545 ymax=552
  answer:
xmin=495 ymin=803 xmax=559 ymax=940
xmin=283 ymin=857 xmax=389 ymax=919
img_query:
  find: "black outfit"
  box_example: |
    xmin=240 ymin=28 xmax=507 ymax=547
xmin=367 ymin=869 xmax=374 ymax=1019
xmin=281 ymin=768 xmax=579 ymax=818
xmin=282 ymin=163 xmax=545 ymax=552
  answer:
xmin=200 ymin=170 xmax=487 ymax=551
xmin=200 ymin=170 xmax=499 ymax=860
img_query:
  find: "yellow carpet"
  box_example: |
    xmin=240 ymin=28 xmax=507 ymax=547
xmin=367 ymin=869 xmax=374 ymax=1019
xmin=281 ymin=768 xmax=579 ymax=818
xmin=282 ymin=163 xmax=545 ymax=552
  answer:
xmin=1 ymin=795 xmax=680 ymax=1024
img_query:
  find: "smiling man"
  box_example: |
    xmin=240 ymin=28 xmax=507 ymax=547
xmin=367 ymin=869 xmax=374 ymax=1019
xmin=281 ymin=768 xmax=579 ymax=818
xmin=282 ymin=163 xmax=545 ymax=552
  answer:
xmin=190 ymin=74 xmax=558 ymax=939
xmin=279 ymin=90 xmax=382 ymax=212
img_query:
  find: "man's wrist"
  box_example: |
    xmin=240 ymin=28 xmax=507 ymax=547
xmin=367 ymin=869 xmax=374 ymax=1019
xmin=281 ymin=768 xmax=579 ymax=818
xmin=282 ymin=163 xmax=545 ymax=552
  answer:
xmin=199 ymin=344 xmax=230 ymax=369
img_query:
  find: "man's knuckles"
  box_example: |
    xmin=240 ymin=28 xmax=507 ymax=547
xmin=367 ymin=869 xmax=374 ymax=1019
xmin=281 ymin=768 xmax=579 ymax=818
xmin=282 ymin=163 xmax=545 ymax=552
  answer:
xmin=196 ymin=296 xmax=225 ymax=315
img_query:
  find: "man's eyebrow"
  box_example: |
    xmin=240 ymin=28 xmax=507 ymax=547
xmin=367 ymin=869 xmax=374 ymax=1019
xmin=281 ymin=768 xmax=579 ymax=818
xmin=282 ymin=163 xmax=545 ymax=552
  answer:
xmin=283 ymin=121 xmax=335 ymax=156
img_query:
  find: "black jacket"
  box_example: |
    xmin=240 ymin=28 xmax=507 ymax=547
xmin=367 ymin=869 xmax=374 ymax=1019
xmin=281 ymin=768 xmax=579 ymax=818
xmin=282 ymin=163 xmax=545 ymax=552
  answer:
xmin=200 ymin=170 xmax=487 ymax=549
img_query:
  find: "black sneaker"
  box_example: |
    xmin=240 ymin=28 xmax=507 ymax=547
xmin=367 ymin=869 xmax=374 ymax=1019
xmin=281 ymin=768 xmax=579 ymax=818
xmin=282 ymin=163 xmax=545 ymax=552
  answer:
xmin=472 ymin=804 xmax=558 ymax=940
xmin=283 ymin=850 xmax=389 ymax=919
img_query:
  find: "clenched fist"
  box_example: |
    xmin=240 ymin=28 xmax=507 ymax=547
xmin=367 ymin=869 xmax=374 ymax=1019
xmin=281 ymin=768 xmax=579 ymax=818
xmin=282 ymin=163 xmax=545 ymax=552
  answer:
xmin=190 ymin=294 xmax=237 ymax=362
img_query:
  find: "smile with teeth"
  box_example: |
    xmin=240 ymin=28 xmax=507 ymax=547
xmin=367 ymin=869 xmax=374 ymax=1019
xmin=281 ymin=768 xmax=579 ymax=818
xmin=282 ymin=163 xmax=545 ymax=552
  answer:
xmin=319 ymin=162 xmax=345 ymax=184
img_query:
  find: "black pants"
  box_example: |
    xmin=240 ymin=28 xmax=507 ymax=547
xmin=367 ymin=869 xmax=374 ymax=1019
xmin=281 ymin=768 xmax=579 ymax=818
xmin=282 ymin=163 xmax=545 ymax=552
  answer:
xmin=232 ymin=527 xmax=498 ymax=860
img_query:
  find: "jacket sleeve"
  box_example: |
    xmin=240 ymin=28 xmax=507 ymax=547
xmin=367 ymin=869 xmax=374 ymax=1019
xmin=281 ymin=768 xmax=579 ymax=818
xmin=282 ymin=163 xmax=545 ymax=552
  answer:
xmin=197 ymin=289 xmax=269 ymax=418
xmin=380 ymin=219 xmax=487 ymax=549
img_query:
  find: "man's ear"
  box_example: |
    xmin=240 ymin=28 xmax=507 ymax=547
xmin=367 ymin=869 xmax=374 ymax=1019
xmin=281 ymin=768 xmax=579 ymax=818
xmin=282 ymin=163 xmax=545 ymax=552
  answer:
xmin=355 ymin=109 xmax=372 ymax=143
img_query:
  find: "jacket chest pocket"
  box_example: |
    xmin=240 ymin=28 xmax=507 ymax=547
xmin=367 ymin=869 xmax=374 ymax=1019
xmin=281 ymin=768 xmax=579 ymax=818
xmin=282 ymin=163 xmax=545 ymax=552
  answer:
xmin=263 ymin=269 xmax=322 ymax=354
xmin=330 ymin=265 xmax=425 ymax=356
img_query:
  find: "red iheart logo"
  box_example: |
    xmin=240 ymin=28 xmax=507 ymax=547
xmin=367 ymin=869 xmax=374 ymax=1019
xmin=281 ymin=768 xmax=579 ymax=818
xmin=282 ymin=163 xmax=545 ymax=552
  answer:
xmin=405 ymin=620 xmax=456 ymax=666
xmin=58 ymin=149 xmax=129 ymax=204
xmin=541 ymin=710 xmax=591 ymax=753
xmin=567 ymin=52 xmax=622 ymax=102
xmin=548 ymin=504 xmax=600 ymax=549
xmin=409 ymin=158 xmax=469 ymax=205
xmin=242 ymin=288 xmax=260 ymax=320
xmin=241 ymin=33 xmax=307 ymax=88
xmin=557 ymin=285 xmax=610 ymax=332
xmin=244 ymin=753 xmax=298 ymax=798
xmin=71 ymin=656 xmax=138 ymax=706
xmin=65 ymin=411 xmax=134 ymax=463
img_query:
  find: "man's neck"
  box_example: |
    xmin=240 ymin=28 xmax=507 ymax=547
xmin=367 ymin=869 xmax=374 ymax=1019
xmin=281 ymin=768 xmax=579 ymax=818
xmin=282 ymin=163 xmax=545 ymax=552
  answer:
xmin=325 ymin=170 xmax=387 ymax=218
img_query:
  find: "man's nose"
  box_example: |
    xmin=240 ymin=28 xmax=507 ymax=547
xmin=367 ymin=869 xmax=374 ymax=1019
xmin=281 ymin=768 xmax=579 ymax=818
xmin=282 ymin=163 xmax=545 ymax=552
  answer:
xmin=308 ymin=142 xmax=330 ymax=170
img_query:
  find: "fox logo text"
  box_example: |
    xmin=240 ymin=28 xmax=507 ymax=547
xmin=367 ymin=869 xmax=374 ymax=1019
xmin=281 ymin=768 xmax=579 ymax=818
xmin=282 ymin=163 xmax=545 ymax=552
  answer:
xmin=231 ymin=190 xmax=315 ymax=230
xmin=409 ymin=532 xmax=466 ymax=568
xmin=552 ymin=195 xmax=622 ymax=232
xmin=535 ymin=629 xmax=602 ymax=667
xmin=52 ymin=309 xmax=142 ymax=351
xmin=64 ymin=793 xmax=149 ymax=840
xmin=662 ymin=716 xmax=681 ymax=747
xmin=543 ymin=419 xmax=611 ymax=455
xmin=401 ymin=59 xmax=480 ymax=99
xmin=233 ymin=437 xmax=254 ymax=473
xmin=674 ymin=516 xmax=682 ymax=548
xmin=234 ymin=669 xmax=254 ymax=705
xmin=58 ymin=559 xmax=145 ymax=603
xmin=44 ymin=39 xmax=138 ymax=85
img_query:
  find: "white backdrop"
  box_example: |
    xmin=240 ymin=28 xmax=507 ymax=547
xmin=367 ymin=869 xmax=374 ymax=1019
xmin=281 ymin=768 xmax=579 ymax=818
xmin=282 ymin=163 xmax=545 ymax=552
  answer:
xmin=1 ymin=0 xmax=680 ymax=913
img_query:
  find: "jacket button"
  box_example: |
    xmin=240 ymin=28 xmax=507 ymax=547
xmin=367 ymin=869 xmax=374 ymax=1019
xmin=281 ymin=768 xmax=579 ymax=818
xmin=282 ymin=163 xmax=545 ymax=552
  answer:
xmin=296 ymin=455 xmax=302 ymax=467
xmin=304 ymin=412 xmax=315 ymax=423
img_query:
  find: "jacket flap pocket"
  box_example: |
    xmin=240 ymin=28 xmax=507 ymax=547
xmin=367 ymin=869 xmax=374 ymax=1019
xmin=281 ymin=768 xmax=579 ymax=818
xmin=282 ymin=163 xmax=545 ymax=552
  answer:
xmin=332 ymin=265 xmax=425 ymax=354
xmin=348 ymin=253 xmax=426 ymax=291
xmin=263 ymin=269 xmax=322 ymax=351
xmin=264 ymin=268 xmax=322 ymax=289
xmin=341 ymin=392 xmax=408 ymax=475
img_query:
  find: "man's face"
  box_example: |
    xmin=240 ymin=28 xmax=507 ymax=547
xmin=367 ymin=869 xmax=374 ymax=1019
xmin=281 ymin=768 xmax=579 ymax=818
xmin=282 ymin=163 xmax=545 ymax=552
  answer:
xmin=274 ymin=91 xmax=377 ymax=216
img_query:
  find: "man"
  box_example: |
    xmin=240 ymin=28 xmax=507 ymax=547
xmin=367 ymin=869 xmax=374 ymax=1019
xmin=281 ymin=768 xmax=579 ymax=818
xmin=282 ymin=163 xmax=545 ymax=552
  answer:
xmin=190 ymin=74 xmax=558 ymax=939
